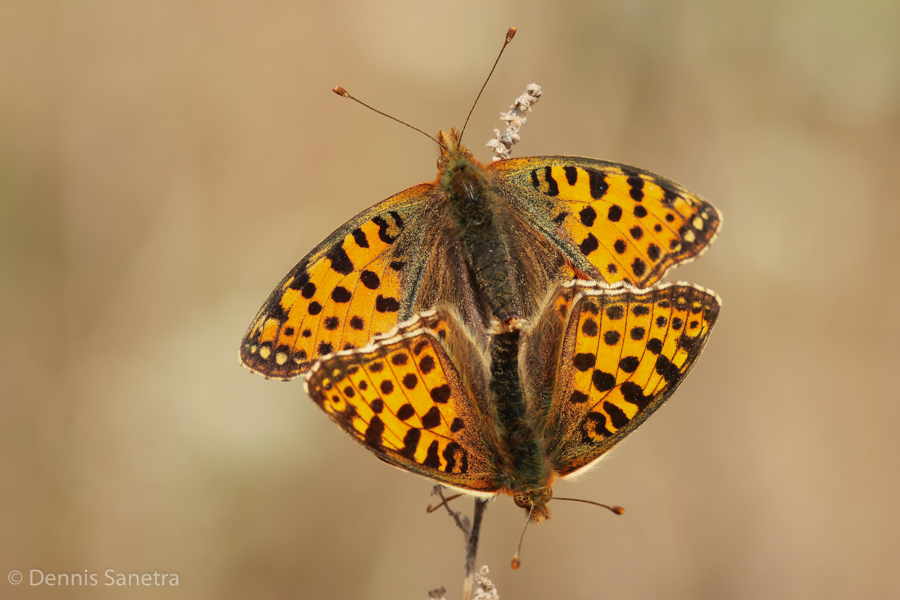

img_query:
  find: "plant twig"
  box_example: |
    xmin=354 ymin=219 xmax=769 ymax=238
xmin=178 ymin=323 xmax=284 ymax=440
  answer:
xmin=431 ymin=486 xmax=490 ymax=600
xmin=486 ymin=83 xmax=543 ymax=161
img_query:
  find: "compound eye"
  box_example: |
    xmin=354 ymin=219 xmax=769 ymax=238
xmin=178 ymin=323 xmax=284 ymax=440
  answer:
xmin=436 ymin=156 xmax=449 ymax=169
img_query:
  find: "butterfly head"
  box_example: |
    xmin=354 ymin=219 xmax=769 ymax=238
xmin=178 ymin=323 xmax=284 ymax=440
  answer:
xmin=513 ymin=488 xmax=553 ymax=524
xmin=436 ymin=128 xmax=476 ymax=166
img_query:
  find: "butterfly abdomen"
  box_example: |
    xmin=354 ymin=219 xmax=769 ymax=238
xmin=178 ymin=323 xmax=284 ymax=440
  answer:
xmin=442 ymin=156 xmax=524 ymax=325
xmin=488 ymin=328 xmax=550 ymax=492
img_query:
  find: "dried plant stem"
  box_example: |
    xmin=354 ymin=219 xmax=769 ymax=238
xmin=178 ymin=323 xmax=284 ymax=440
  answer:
xmin=486 ymin=83 xmax=543 ymax=161
xmin=462 ymin=499 xmax=487 ymax=600
xmin=431 ymin=486 xmax=489 ymax=600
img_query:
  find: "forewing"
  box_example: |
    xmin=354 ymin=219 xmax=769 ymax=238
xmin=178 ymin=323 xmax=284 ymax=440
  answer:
xmin=489 ymin=157 xmax=721 ymax=286
xmin=241 ymin=183 xmax=443 ymax=380
xmin=304 ymin=310 xmax=502 ymax=493
xmin=542 ymin=281 xmax=721 ymax=477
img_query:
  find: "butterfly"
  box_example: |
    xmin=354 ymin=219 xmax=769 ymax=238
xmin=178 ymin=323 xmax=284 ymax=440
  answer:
xmin=240 ymin=128 xmax=721 ymax=380
xmin=304 ymin=279 xmax=721 ymax=522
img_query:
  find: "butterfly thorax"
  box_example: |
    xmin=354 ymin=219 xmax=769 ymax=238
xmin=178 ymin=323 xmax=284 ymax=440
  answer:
xmin=437 ymin=128 xmax=524 ymax=324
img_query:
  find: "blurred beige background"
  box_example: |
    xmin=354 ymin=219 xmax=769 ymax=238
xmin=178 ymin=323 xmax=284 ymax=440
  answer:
xmin=2 ymin=1 xmax=899 ymax=598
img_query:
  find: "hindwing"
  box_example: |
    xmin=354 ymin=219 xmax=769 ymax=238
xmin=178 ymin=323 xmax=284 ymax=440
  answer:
xmin=537 ymin=281 xmax=721 ymax=476
xmin=304 ymin=309 xmax=502 ymax=493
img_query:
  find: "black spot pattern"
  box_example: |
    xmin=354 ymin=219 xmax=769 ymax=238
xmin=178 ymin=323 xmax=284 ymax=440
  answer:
xmin=450 ymin=418 xmax=465 ymax=432
xmin=619 ymin=356 xmax=640 ymax=373
xmin=580 ymin=233 xmax=599 ymax=256
xmin=604 ymin=330 xmax=621 ymax=346
xmin=632 ymin=257 xmax=647 ymax=278
xmin=604 ymin=401 xmax=629 ymax=429
xmin=301 ymin=281 xmax=316 ymax=299
xmin=423 ymin=441 xmax=441 ymax=468
xmin=421 ymin=406 xmax=441 ymax=429
xmin=592 ymin=370 xmax=616 ymax=392
xmin=580 ymin=206 xmax=597 ymax=227
xmin=564 ymin=165 xmax=578 ymax=185
xmin=324 ymin=316 xmax=339 ymax=331
xmin=443 ymin=442 xmax=462 ymax=473
xmin=326 ymin=245 xmax=354 ymax=275
xmin=614 ymin=239 xmax=627 ymax=254
xmin=621 ymin=381 xmax=650 ymax=409
xmin=647 ymin=243 xmax=661 ymax=261
xmin=332 ymin=286 xmax=352 ymax=303
xmin=364 ymin=416 xmax=384 ymax=447
xmin=633 ymin=305 xmax=650 ymax=316
xmin=630 ymin=226 xmax=643 ymax=240
xmin=655 ymin=355 xmax=680 ymax=383
xmin=391 ymin=353 xmax=408 ymax=366
xmin=350 ymin=316 xmax=364 ymax=330
xmin=308 ymin=301 xmax=323 ymax=315
xmin=372 ymin=214 xmax=402 ymax=244
xmin=582 ymin=318 xmax=599 ymax=337
xmin=627 ymin=175 xmax=644 ymax=201
xmin=318 ymin=341 xmax=333 ymax=355
xmin=608 ymin=205 xmax=623 ymax=222
xmin=647 ymin=338 xmax=663 ymax=354
xmin=376 ymin=295 xmax=400 ymax=313
xmin=397 ymin=404 xmax=415 ymax=420
xmin=419 ymin=355 xmax=435 ymax=374
xmin=360 ymin=270 xmax=380 ymax=289
xmin=380 ymin=380 xmax=394 ymax=394
xmin=634 ymin=205 xmax=648 ymax=218
xmin=606 ymin=305 xmax=624 ymax=320
xmin=574 ymin=352 xmax=596 ymax=372
xmin=588 ymin=412 xmax=612 ymax=437
xmin=544 ymin=167 xmax=559 ymax=196
xmin=402 ymin=428 xmax=420 ymax=457
xmin=570 ymin=390 xmax=589 ymax=404
xmin=588 ymin=168 xmax=608 ymax=198
xmin=630 ymin=326 xmax=645 ymax=340
xmin=430 ymin=384 xmax=452 ymax=403
xmin=288 ymin=268 xmax=310 ymax=291
xmin=351 ymin=228 xmax=369 ymax=248
xmin=370 ymin=398 xmax=383 ymax=413
xmin=402 ymin=373 xmax=418 ymax=389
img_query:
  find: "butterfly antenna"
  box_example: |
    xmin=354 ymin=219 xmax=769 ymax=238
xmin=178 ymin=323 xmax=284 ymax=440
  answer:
xmin=510 ymin=502 xmax=534 ymax=571
xmin=426 ymin=493 xmax=463 ymax=513
xmin=554 ymin=497 xmax=626 ymax=515
xmin=458 ymin=26 xmax=517 ymax=143
xmin=332 ymin=86 xmax=445 ymax=149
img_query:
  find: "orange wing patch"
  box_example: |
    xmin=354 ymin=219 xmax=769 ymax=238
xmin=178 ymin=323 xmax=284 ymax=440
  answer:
xmin=241 ymin=187 xmax=433 ymax=380
xmin=545 ymin=281 xmax=720 ymax=476
xmin=490 ymin=158 xmax=721 ymax=287
xmin=304 ymin=311 xmax=501 ymax=493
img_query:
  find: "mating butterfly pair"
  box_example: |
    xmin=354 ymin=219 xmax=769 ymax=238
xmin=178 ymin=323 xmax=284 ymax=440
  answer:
xmin=240 ymin=126 xmax=721 ymax=521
